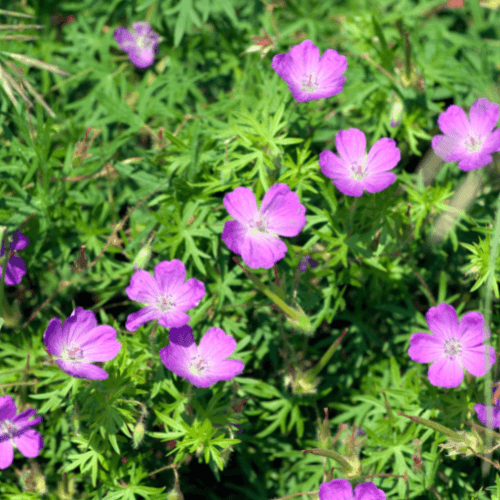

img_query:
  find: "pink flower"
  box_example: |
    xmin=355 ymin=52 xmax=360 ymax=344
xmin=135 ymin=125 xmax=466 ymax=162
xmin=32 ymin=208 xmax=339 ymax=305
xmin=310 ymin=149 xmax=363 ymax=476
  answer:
xmin=319 ymin=479 xmax=386 ymax=500
xmin=43 ymin=307 xmax=121 ymax=380
xmin=114 ymin=22 xmax=161 ymax=68
xmin=474 ymin=382 xmax=500 ymax=428
xmin=408 ymin=303 xmax=496 ymax=388
xmin=125 ymin=260 xmax=205 ymax=331
xmin=319 ymin=128 xmax=400 ymax=197
xmin=159 ymin=325 xmax=245 ymax=388
xmin=0 ymin=230 xmax=30 ymax=285
xmin=271 ymin=39 xmax=347 ymax=102
xmin=431 ymin=97 xmax=500 ymax=171
xmin=222 ymin=183 xmax=306 ymax=269
xmin=0 ymin=395 xmax=44 ymax=470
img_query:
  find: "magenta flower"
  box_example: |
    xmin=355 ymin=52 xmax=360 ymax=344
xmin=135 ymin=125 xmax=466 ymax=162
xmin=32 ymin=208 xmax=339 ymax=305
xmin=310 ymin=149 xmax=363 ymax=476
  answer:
xmin=0 ymin=230 xmax=29 ymax=285
xmin=408 ymin=303 xmax=495 ymax=388
xmin=431 ymin=97 xmax=500 ymax=171
xmin=222 ymin=183 xmax=306 ymax=269
xmin=43 ymin=307 xmax=121 ymax=380
xmin=0 ymin=395 xmax=43 ymax=470
xmin=474 ymin=383 xmax=500 ymax=428
xmin=159 ymin=325 xmax=245 ymax=388
xmin=114 ymin=21 xmax=161 ymax=68
xmin=271 ymin=39 xmax=347 ymax=102
xmin=319 ymin=128 xmax=401 ymax=197
xmin=297 ymin=254 xmax=318 ymax=271
xmin=319 ymin=479 xmax=386 ymax=500
xmin=125 ymin=259 xmax=205 ymax=331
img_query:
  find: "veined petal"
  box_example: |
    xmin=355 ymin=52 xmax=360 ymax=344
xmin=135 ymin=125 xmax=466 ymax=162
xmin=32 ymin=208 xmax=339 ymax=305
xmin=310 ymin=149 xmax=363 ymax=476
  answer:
xmin=223 ymin=187 xmax=258 ymax=224
xmin=154 ymin=260 xmax=186 ymax=295
xmin=222 ymin=220 xmax=248 ymax=254
xmin=366 ymin=138 xmax=400 ymax=174
xmin=461 ymin=344 xmax=495 ymax=377
xmin=241 ymin=232 xmax=287 ymax=269
xmin=408 ymin=332 xmax=444 ymax=363
xmin=335 ymin=129 xmax=366 ymax=164
xmin=428 ymin=357 xmax=464 ymax=388
xmin=469 ymin=98 xmax=499 ymax=138
xmin=198 ymin=327 xmax=237 ymax=362
xmin=437 ymin=105 xmax=470 ymax=137
xmin=458 ymin=311 xmax=490 ymax=346
xmin=425 ymin=303 xmax=459 ymax=341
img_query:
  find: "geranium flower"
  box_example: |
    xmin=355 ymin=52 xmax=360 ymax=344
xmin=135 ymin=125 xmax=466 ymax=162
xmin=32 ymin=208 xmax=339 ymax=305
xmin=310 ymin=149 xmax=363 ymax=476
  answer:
xmin=271 ymin=39 xmax=347 ymax=102
xmin=159 ymin=325 xmax=245 ymax=388
xmin=431 ymin=97 xmax=500 ymax=171
xmin=0 ymin=395 xmax=44 ymax=470
xmin=114 ymin=21 xmax=161 ymax=68
xmin=319 ymin=479 xmax=386 ymax=500
xmin=125 ymin=259 xmax=205 ymax=331
xmin=319 ymin=128 xmax=401 ymax=197
xmin=408 ymin=303 xmax=495 ymax=388
xmin=43 ymin=307 xmax=121 ymax=380
xmin=222 ymin=183 xmax=306 ymax=269
xmin=0 ymin=230 xmax=30 ymax=285
xmin=474 ymin=382 xmax=500 ymax=428
xmin=297 ymin=254 xmax=318 ymax=271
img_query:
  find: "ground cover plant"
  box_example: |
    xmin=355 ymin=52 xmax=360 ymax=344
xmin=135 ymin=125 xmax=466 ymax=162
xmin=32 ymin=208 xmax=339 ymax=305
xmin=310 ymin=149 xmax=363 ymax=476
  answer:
xmin=2 ymin=0 xmax=500 ymax=498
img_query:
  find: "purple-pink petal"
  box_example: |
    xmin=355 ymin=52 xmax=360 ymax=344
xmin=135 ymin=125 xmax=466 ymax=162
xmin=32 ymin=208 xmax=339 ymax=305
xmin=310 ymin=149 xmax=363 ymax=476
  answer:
xmin=458 ymin=311 xmax=490 ymax=346
xmin=198 ymin=327 xmax=237 ymax=362
xmin=78 ymin=325 xmax=121 ymax=362
xmin=336 ymin=129 xmax=366 ymax=163
xmin=0 ymin=441 xmax=14 ymax=469
xmin=241 ymin=232 xmax=288 ymax=269
xmin=332 ymin=178 xmax=364 ymax=197
xmin=366 ymin=138 xmax=401 ymax=173
xmin=169 ymin=325 xmax=196 ymax=347
xmin=460 ymin=344 xmax=495 ymax=377
xmin=319 ymin=150 xmax=347 ymax=179
xmin=318 ymin=478 xmax=353 ymax=500
xmin=361 ymin=172 xmax=397 ymax=194
xmin=2 ymin=255 xmax=26 ymax=286
xmin=469 ymin=98 xmax=499 ymax=137
xmin=176 ymin=278 xmax=206 ymax=310
xmin=222 ymin=220 xmax=248 ymax=255
xmin=56 ymin=359 xmax=109 ymax=380
xmin=154 ymin=259 xmax=186 ymax=294
xmin=128 ymin=47 xmax=155 ymax=69
xmin=425 ymin=303 xmax=459 ymax=341
xmin=13 ymin=428 xmax=44 ymax=458
xmin=482 ymin=128 xmax=500 ymax=154
xmin=408 ymin=332 xmax=444 ymax=363
xmin=475 ymin=403 xmax=500 ymax=428
xmin=43 ymin=318 xmax=64 ymax=356
xmin=10 ymin=230 xmax=30 ymax=252
xmin=427 ymin=356 xmax=464 ymax=388
xmin=437 ymin=105 xmax=470 ymax=137
xmin=457 ymin=152 xmax=493 ymax=171
xmin=260 ymin=183 xmax=306 ymax=237
xmin=114 ymin=27 xmax=134 ymax=48
xmin=157 ymin=310 xmax=191 ymax=329
xmin=126 ymin=269 xmax=161 ymax=303
xmin=223 ymin=187 xmax=258 ymax=224
xmin=353 ymin=481 xmax=386 ymax=500
xmin=125 ymin=305 xmax=161 ymax=331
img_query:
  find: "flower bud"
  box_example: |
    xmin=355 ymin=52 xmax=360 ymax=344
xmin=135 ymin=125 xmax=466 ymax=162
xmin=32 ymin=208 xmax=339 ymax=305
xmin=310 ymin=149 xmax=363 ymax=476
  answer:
xmin=439 ymin=429 xmax=483 ymax=457
xmin=389 ymin=93 xmax=404 ymax=127
xmin=133 ymin=245 xmax=153 ymax=270
xmin=167 ymin=486 xmax=184 ymax=500
xmin=132 ymin=422 xmax=146 ymax=449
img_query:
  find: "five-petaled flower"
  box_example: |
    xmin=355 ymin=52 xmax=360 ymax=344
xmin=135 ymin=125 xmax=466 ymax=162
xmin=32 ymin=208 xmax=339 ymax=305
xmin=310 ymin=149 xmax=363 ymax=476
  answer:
xmin=43 ymin=307 xmax=121 ymax=380
xmin=159 ymin=325 xmax=245 ymax=388
xmin=408 ymin=303 xmax=495 ymax=388
xmin=0 ymin=229 xmax=30 ymax=286
xmin=114 ymin=21 xmax=161 ymax=68
xmin=319 ymin=128 xmax=401 ymax=197
xmin=222 ymin=183 xmax=307 ymax=269
xmin=125 ymin=259 xmax=206 ymax=331
xmin=271 ymin=39 xmax=347 ymax=102
xmin=431 ymin=97 xmax=500 ymax=171
xmin=474 ymin=382 xmax=500 ymax=428
xmin=0 ymin=395 xmax=44 ymax=470
xmin=319 ymin=479 xmax=386 ymax=500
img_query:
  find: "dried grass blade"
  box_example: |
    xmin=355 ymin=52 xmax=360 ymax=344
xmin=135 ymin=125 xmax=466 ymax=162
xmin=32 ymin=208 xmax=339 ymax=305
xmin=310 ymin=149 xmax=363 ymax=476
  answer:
xmin=0 ymin=63 xmax=18 ymax=106
xmin=1 ymin=52 xmax=71 ymax=76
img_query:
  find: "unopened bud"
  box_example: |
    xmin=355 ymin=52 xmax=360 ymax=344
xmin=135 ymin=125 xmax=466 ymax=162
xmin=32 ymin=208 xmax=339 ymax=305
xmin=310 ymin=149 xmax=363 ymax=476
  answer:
xmin=167 ymin=486 xmax=184 ymax=500
xmin=439 ymin=429 xmax=483 ymax=457
xmin=133 ymin=245 xmax=152 ymax=270
xmin=132 ymin=422 xmax=146 ymax=449
xmin=389 ymin=93 xmax=404 ymax=127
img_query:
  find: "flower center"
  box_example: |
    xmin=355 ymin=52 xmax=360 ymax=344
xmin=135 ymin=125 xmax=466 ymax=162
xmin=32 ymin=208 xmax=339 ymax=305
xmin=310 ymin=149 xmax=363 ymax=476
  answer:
xmin=444 ymin=338 xmax=462 ymax=358
xmin=250 ymin=215 xmax=268 ymax=233
xmin=301 ymin=73 xmax=318 ymax=92
xmin=157 ymin=294 xmax=175 ymax=313
xmin=0 ymin=419 xmax=17 ymax=438
xmin=351 ymin=161 xmax=367 ymax=180
xmin=66 ymin=344 xmax=83 ymax=360
xmin=190 ymin=356 xmax=208 ymax=376
xmin=135 ymin=33 xmax=155 ymax=51
xmin=464 ymin=134 xmax=483 ymax=152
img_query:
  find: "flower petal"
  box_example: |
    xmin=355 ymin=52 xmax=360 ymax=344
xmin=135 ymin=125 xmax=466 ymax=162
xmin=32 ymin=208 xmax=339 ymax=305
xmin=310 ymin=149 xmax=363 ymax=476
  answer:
xmin=260 ymin=184 xmax=306 ymax=237
xmin=176 ymin=278 xmax=206 ymax=310
xmin=318 ymin=478 xmax=353 ymax=500
xmin=474 ymin=403 xmax=500 ymax=428
xmin=482 ymin=128 xmax=500 ymax=155
xmin=332 ymin=177 xmax=364 ymax=197
xmin=13 ymin=429 xmax=43 ymax=458
xmin=431 ymin=134 xmax=465 ymax=162
xmin=127 ymin=47 xmax=155 ymax=68
xmin=361 ymin=172 xmax=397 ymax=194
xmin=408 ymin=332 xmax=444 ymax=363
xmin=55 ymin=359 xmax=109 ymax=380
xmin=3 ymin=255 xmax=26 ymax=285
xmin=0 ymin=395 xmax=16 ymax=420
xmin=10 ymin=230 xmax=30 ymax=252
xmin=157 ymin=310 xmax=191 ymax=328
xmin=354 ymin=481 xmax=387 ymax=500
xmin=63 ymin=308 xmax=97 ymax=348
xmin=43 ymin=318 xmax=64 ymax=356
xmin=241 ymin=232 xmax=287 ymax=269
xmin=78 ymin=326 xmax=121 ymax=362
xmin=365 ymin=138 xmax=401 ymax=174
xmin=159 ymin=342 xmax=197 ymax=379
xmin=460 ymin=344 xmax=495 ymax=377
xmin=428 ymin=356 xmax=464 ymax=388
xmin=201 ymin=359 xmax=245 ymax=386
xmin=457 ymin=152 xmax=493 ymax=171
xmin=125 ymin=305 xmax=161 ymax=331
xmin=319 ymin=149 xmax=348 ymax=179
xmin=425 ymin=303 xmax=459 ymax=341
xmin=114 ymin=27 xmax=135 ymax=50
xmin=126 ymin=269 xmax=160 ymax=303
xmin=437 ymin=104 xmax=470 ymax=138
xmin=335 ymin=129 xmax=366 ymax=164
xmin=458 ymin=311 xmax=490 ymax=346
xmin=198 ymin=327 xmax=237 ymax=362
xmin=223 ymin=187 xmax=258 ymax=224
xmin=169 ymin=325 xmax=196 ymax=347
xmin=222 ymin=220 xmax=248 ymax=255
xmin=469 ymin=98 xmax=499 ymax=138
xmin=0 ymin=439 xmax=14 ymax=469
xmin=154 ymin=260 xmax=186 ymax=295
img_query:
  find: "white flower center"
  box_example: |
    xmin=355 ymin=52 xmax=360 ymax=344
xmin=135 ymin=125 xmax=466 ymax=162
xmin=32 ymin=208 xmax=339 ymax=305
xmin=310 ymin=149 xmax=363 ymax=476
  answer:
xmin=350 ymin=160 xmax=367 ymax=180
xmin=157 ymin=294 xmax=175 ymax=312
xmin=464 ymin=134 xmax=483 ymax=152
xmin=65 ymin=343 xmax=83 ymax=361
xmin=190 ymin=355 xmax=208 ymax=376
xmin=301 ymin=73 xmax=318 ymax=92
xmin=444 ymin=338 xmax=462 ymax=358
xmin=0 ymin=419 xmax=17 ymax=438
xmin=250 ymin=215 xmax=268 ymax=233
